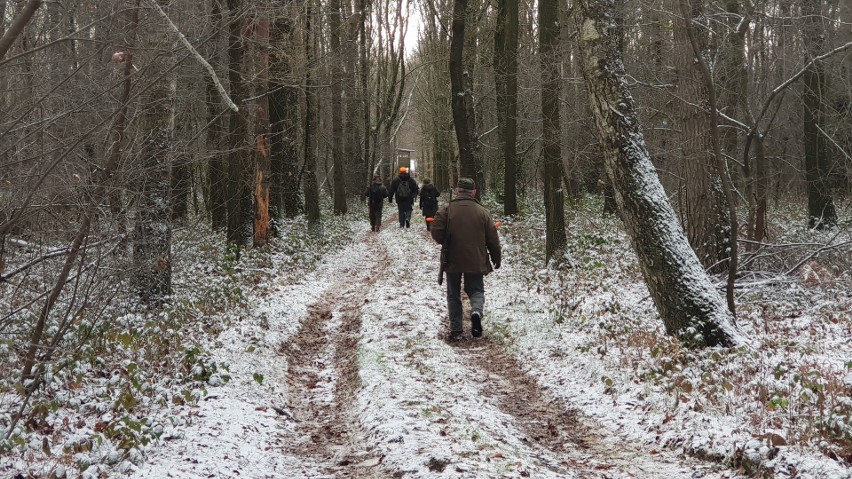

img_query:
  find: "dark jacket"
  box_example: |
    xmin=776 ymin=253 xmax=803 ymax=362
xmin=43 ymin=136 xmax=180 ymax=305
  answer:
xmin=419 ymin=184 xmax=440 ymax=217
xmin=365 ymin=183 xmax=388 ymax=209
xmin=430 ymin=192 xmax=501 ymax=274
xmin=388 ymin=173 xmax=419 ymax=210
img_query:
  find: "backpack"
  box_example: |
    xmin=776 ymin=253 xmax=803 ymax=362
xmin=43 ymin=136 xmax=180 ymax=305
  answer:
xmin=369 ymin=184 xmax=385 ymax=204
xmin=396 ymin=179 xmax=411 ymax=200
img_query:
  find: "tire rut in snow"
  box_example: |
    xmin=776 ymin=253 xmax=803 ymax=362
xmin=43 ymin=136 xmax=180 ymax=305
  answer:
xmin=450 ymin=336 xmax=693 ymax=478
xmin=279 ymin=234 xmax=393 ymax=478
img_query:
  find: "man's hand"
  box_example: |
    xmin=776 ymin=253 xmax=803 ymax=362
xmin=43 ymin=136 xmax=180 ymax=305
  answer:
xmin=493 ymin=262 xmax=501 ymax=270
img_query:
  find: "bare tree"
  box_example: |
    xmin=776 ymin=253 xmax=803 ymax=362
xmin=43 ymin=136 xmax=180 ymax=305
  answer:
xmin=540 ymin=0 xmax=567 ymax=262
xmin=134 ymin=0 xmax=174 ymax=301
xmin=225 ymin=0 xmax=253 ymax=248
xmin=328 ymin=0 xmax=348 ymax=214
xmin=449 ymin=0 xmax=481 ymax=189
xmin=269 ymin=2 xmax=303 ymax=219
xmin=303 ymin=0 xmax=322 ymax=229
xmin=803 ymin=0 xmax=838 ymax=229
xmin=494 ymin=0 xmax=518 ymax=215
xmin=678 ymin=0 xmax=739 ymax=314
xmin=575 ymin=0 xmax=744 ymax=348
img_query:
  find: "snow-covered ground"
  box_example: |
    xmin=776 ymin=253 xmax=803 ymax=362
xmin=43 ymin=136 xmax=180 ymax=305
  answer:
xmin=2 ymin=202 xmax=850 ymax=478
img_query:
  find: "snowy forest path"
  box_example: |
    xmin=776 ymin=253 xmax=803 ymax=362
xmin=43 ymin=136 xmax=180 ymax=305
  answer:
xmin=280 ymin=215 xmax=720 ymax=478
xmin=134 ymin=216 xmax=732 ymax=478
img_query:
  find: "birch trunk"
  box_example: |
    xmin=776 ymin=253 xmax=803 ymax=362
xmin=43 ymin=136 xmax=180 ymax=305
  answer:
xmin=575 ymin=0 xmax=744 ymax=348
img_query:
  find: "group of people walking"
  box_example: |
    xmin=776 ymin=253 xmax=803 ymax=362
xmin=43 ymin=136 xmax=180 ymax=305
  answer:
xmin=364 ymin=170 xmax=502 ymax=341
xmin=365 ymin=167 xmax=440 ymax=232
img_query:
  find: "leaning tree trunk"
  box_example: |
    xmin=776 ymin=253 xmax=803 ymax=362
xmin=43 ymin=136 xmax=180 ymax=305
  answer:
xmin=575 ymin=0 xmax=744 ymax=348
xmin=540 ymin=0 xmax=567 ymax=263
xmin=0 ymin=0 xmax=42 ymax=59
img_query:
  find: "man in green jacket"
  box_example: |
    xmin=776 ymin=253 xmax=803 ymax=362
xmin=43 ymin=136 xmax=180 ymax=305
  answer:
xmin=430 ymin=178 xmax=502 ymax=340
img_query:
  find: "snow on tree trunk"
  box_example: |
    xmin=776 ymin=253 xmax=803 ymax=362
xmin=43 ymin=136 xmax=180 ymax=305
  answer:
xmin=450 ymin=0 xmax=482 ymax=192
xmin=575 ymin=0 xmax=744 ymax=348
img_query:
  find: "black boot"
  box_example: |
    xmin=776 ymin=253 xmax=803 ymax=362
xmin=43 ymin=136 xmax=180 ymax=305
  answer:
xmin=471 ymin=312 xmax=483 ymax=338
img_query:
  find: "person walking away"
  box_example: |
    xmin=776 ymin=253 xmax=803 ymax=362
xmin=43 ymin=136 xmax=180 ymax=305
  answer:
xmin=430 ymin=178 xmax=501 ymax=340
xmin=419 ymin=178 xmax=440 ymax=231
xmin=365 ymin=175 xmax=389 ymax=232
xmin=388 ymin=167 xmax=419 ymax=228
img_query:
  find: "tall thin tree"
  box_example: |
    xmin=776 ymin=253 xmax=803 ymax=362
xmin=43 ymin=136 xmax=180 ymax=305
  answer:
xmin=540 ymin=0 xmax=567 ymax=262
xmin=495 ymin=0 xmax=518 ymax=215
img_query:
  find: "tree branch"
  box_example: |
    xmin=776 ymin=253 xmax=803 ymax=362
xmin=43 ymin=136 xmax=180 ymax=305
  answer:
xmin=146 ymin=0 xmax=238 ymax=112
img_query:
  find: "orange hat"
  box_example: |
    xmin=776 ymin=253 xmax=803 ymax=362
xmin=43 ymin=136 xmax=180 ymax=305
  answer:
xmin=399 ymin=166 xmax=408 ymax=173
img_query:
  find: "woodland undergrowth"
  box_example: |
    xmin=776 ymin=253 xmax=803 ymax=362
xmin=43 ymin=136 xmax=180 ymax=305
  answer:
xmin=0 ymin=207 xmax=357 ymax=477
xmin=494 ymin=194 xmax=852 ymax=474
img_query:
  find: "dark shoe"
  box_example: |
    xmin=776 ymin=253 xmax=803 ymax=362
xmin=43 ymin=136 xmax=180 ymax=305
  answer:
xmin=449 ymin=331 xmax=463 ymax=341
xmin=471 ymin=312 xmax=483 ymax=337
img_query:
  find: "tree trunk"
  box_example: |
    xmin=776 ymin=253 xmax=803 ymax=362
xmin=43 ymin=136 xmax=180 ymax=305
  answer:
xmin=495 ymin=0 xmax=518 ymax=215
xmin=540 ymin=0 xmax=567 ymax=263
xmin=133 ymin=0 xmax=172 ymax=302
xmin=674 ymin=0 xmax=731 ymax=273
xmin=575 ymin=0 xmax=744 ymax=348
xmin=226 ymin=0 xmax=252 ymax=248
xmin=0 ymin=0 xmax=41 ymax=59
xmin=328 ymin=0 xmax=348 ymax=214
xmin=269 ymin=7 xmax=302 ymax=220
xmin=303 ymin=0 xmax=322 ymax=229
xmin=449 ymin=0 xmax=479 ymax=189
xmin=678 ymin=0 xmax=738 ymax=314
xmin=803 ymin=0 xmax=837 ymax=229
xmin=207 ymin=0 xmax=227 ymax=230
xmin=359 ymin=0 xmax=372 ymax=188
xmin=254 ymin=17 xmax=271 ymax=247
xmin=207 ymin=72 xmax=228 ymax=230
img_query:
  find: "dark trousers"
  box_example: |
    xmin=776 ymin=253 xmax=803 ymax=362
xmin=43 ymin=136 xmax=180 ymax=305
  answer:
xmin=369 ymin=205 xmax=383 ymax=230
xmin=445 ymin=272 xmax=484 ymax=334
xmin=397 ymin=206 xmax=412 ymax=227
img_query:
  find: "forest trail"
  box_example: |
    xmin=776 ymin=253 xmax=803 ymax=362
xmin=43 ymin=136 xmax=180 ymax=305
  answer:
xmin=134 ymin=215 xmax=733 ymax=479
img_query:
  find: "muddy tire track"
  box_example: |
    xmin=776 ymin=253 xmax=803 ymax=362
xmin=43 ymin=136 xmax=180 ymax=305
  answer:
xmin=279 ymin=234 xmax=393 ymax=478
xmin=449 ymin=331 xmax=712 ymax=478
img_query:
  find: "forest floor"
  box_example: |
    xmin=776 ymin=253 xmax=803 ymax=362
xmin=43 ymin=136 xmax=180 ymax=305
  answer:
xmin=2 ymin=200 xmax=851 ymax=478
xmin=129 ymin=214 xmax=732 ymax=479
